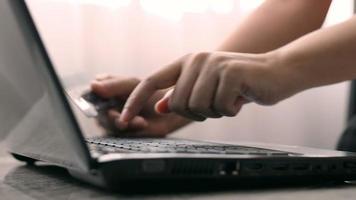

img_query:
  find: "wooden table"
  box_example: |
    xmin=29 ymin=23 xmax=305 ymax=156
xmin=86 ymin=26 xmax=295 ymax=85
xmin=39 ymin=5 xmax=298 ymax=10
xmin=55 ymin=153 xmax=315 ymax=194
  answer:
xmin=2 ymin=143 xmax=356 ymax=200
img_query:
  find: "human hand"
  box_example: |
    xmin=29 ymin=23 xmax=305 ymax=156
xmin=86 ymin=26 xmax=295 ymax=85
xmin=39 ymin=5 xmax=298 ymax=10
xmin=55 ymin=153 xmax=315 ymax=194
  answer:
xmin=91 ymin=75 xmax=191 ymax=137
xmin=118 ymin=51 xmax=303 ymax=127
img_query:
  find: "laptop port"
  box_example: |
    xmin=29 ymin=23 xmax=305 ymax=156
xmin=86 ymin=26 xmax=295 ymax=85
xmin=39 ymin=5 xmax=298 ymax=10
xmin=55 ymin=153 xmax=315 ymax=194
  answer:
xmin=219 ymin=161 xmax=240 ymax=175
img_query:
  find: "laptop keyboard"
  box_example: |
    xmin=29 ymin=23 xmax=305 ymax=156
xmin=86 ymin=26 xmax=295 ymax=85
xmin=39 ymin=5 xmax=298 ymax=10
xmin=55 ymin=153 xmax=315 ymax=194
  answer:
xmin=86 ymin=137 xmax=297 ymax=156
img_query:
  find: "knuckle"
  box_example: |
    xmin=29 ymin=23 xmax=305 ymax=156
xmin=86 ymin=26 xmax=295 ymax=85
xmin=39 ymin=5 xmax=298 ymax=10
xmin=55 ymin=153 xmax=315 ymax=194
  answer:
xmin=182 ymin=53 xmax=193 ymax=60
xmin=188 ymin=102 xmax=206 ymax=114
xmin=195 ymin=117 xmax=207 ymax=122
xmin=220 ymin=62 xmax=236 ymax=75
xmin=189 ymin=52 xmax=210 ymax=65
xmin=204 ymin=56 xmax=222 ymax=71
xmin=194 ymin=52 xmax=210 ymax=60
xmin=169 ymin=99 xmax=185 ymax=114
xmin=223 ymin=108 xmax=238 ymax=117
xmin=210 ymin=114 xmax=223 ymax=119
xmin=216 ymin=61 xmax=229 ymax=73
xmin=256 ymin=94 xmax=280 ymax=105
xmin=182 ymin=52 xmax=211 ymax=70
xmin=214 ymin=103 xmax=237 ymax=117
xmin=209 ymin=54 xmax=225 ymax=64
xmin=170 ymin=98 xmax=207 ymax=121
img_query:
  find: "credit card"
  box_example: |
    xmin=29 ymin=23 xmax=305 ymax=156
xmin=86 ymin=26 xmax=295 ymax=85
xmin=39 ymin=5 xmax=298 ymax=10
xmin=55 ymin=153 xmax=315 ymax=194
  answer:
xmin=66 ymin=89 xmax=121 ymax=118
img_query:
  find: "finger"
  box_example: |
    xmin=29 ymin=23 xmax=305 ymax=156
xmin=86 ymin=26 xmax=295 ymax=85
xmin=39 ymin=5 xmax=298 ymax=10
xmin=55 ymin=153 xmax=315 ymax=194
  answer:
xmin=214 ymin=72 xmax=245 ymax=116
xmin=168 ymin=54 xmax=207 ymax=121
xmin=109 ymin=109 xmax=148 ymax=131
xmin=235 ymin=96 xmax=249 ymax=109
xmin=119 ymin=57 xmax=185 ymax=126
xmin=188 ymin=64 xmax=222 ymax=118
xmin=108 ymin=109 xmax=120 ymax=121
xmin=91 ymin=77 xmax=140 ymax=98
xmin=155 ymin=88 xmax=173 ymax=114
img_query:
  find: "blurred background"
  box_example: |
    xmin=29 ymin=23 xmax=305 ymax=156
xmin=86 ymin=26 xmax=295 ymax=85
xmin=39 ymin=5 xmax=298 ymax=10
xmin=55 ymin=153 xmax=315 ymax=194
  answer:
xmin=26 ymin=0 xmax=353 ymax=149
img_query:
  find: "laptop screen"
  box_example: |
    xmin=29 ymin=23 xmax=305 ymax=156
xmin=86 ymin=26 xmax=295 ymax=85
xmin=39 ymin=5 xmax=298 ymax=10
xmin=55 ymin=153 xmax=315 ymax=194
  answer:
xmin=0 ymin=0 xmax=92 ymax=171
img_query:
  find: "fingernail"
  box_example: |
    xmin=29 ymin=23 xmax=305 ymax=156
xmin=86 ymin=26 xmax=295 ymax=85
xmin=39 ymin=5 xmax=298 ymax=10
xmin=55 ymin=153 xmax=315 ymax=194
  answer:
xmin=154 ymin=89 xmax=173 ymax=114
xmin=155 ymin=98 xmax=170 ymax=114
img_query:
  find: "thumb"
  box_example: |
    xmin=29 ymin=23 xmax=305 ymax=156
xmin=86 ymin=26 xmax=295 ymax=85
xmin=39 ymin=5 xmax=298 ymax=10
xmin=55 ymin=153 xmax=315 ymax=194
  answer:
xmin=155 ymin=88 xmax=174 ymax=114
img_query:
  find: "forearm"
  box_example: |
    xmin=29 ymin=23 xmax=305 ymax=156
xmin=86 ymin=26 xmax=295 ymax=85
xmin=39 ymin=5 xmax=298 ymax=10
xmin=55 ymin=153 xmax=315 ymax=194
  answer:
xmin=276 ymin=16 xmax=356 ymax=92
xmin=164 ymin=0 xmax=332 ymax=126
xmin=219 ymin=0 xmax=331 ymax=53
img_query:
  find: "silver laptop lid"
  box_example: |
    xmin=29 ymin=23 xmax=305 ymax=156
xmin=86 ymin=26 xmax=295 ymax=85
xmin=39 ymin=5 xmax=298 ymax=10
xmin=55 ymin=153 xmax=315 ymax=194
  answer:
xmin=0 ymin=0 xmax=92 ymax=171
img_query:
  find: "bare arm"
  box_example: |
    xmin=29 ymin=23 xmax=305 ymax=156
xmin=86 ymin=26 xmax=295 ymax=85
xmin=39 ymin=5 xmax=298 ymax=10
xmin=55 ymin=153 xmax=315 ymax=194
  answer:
xmin=94 ymin=0 xmax=334 ymax=134
xmin=219 ymin=0 xmax=332 ymax=53
xmin=120 ymin=14 xmax=356 ymax=126
xmin=277 ymin=15 xmax=356 ymax=92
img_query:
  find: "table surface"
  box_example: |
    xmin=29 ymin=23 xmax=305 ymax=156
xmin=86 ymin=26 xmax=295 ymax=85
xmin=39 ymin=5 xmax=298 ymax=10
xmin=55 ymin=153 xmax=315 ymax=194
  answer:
xmin=2 ymin=144 xmax=356 ymax=200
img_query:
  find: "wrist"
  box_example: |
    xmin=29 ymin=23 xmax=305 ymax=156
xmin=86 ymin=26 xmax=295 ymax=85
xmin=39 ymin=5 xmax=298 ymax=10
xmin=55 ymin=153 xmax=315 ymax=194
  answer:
xmin=239 ymin=49 xmax=309 ymax=105
xmin=267 ymin=49 xmax=310 ymax=96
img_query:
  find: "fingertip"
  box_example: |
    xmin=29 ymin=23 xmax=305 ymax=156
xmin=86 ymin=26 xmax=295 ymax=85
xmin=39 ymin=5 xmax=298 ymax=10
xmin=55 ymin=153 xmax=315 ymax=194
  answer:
xmin=114 ymin=116 xmax=147 ymax=132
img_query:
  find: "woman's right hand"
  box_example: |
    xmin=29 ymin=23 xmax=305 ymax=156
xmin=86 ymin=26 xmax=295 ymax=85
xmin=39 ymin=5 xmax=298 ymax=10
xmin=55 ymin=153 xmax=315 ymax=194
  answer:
xmin=118 ymin=51 xmax=305 ymax=127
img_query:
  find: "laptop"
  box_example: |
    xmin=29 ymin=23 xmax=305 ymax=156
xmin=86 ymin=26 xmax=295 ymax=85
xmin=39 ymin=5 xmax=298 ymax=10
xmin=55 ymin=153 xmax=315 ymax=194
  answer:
xmin=2 ymin=0 xmax=356 ymax=191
